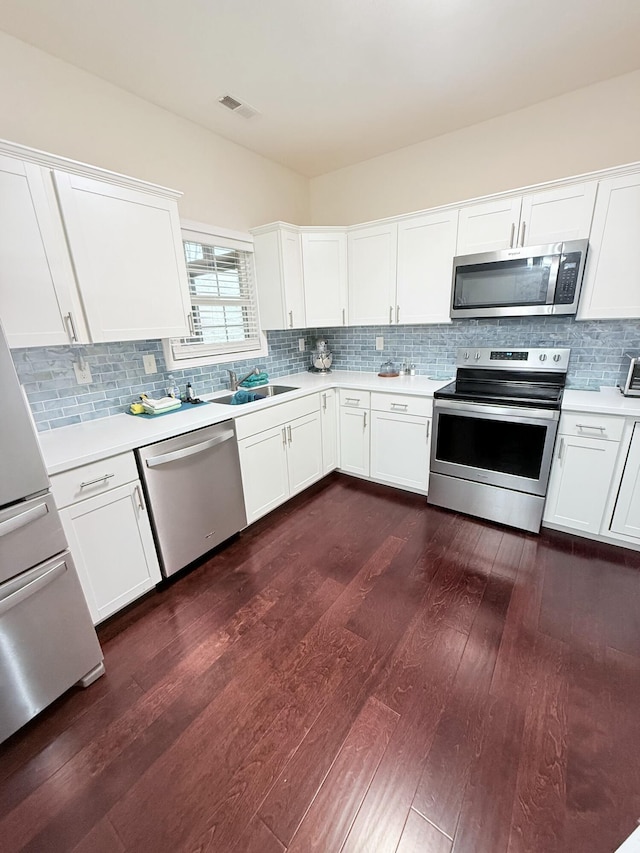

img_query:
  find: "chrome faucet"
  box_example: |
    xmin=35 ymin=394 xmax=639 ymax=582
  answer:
xmin=227 ymin=366 xmax=260 ymax=391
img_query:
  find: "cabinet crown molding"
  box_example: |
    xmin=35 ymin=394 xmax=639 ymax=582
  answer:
xmin=0 ymin=138 xmax=182 ymax=199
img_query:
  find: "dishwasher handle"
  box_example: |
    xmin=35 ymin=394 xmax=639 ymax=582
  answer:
xmin=145 ymin=428 xmax=235 ymax=468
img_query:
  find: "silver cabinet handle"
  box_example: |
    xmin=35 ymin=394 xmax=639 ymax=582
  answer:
xmin=426 ymin=421 xmax=430 ymax=441
xmin=65 ymin=312 xmax=78 ymax=343
xmin=345 ymin=397 xmax=360 ymax=406
xmin=289 ymin=310 xmax=294 ymax=328
xmin=396 ymin=305 xmax=400 ymax=324
xmin=287 ymin=424 xmax=292 ymax=444
xmin=0 ymin=501 xmax=48 ymax=537
xmin=342 ymin=308 xmax=346 ymax=326
xmin=389 ymin=306 xmax=393 ymax=324
xmin=576 ymin=423 xmax=606 ymax=432
xmin=282 ymin=427 xmax=287 ymax=448
xmin=390 ymin=402 xmax=408 ymax=411
xmin=558 ymin=437 xmax=565 ymax=461
xmin=80 ymin=473 xmax=115 ymax=489
xmin=363 ymin=412 xmax=367 ymax=430
xmin=509 ymin=222 xmax=516 ymax=248
xmin=135 ymin=484 xmax=146 ymax=511
xmin=187 ymin=311 xmax=196 ymax=336
xmin=322 ymin=393 xmax=327 ymax=411
xmin=145 ymin=430 xmax=234 ymax=467
xmin=519 ymin=221 xmax=526 ymax=247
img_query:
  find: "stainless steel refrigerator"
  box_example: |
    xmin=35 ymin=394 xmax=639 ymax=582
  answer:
xmin=0 ymin=322 xmax=104 ymax=744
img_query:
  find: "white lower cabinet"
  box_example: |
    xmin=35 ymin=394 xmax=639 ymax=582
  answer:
xmin=370 ymin=410 xmax=430 ymax=493
xmin=59 ymin=481 xmax=161 ymax=624
xmin=320 ymin=389 xmax=339 ymax=473
xmin=338 ymin=390 xmax=371 ymax=477
xmin=544 ymin=432 xmax=621 ymax=534
xmin=610 ymin=423 xmax=640 ymax=539
xmin=237 ymin=398 xmax=323 ymax=524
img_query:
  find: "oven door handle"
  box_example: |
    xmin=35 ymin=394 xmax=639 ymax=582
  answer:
xmin=434 ymin=398 xmax=559 ymax=422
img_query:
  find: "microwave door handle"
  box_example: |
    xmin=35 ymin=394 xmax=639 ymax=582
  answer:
xmin=546 ymin=254 xmax=561 ymax=305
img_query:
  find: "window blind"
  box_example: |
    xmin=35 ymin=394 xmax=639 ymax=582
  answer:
xmin=171 ymin=239 xmax=261 ymax=361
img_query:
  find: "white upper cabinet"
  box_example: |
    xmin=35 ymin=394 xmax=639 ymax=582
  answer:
xmin=578 ymin=173 xmax=640 ymax=320
xmin=0 ymin=155 xmax=83 ymax=348
xmin=457 ymin=182 xmax=597 ymax=255
xmin=456 ymin=196 xmax=523 ymax=254
xmin=396 ymin=210 xmax=458 ymax=324
xmin=53 ymin=171 xmax=190 ymax=342
xmin=301 ymin=231 xmax=348 ymax=327
xmin=253 ymin=224 xmax=306 ymax=330
xmin=348 ymin=222 xmax=398 ymax=325
xmin=520 ymin=182 xmax=597 ymax=246
xmin=0 ymin=142 xmax=191 ymax=347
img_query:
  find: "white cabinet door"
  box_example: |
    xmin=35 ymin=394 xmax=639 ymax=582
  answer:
xmin=544 ymin=435 xmax=620 ymax=534
xmin=286 ymin=411 xmax=323 ymax=496
xmin=320 ymin=389 xmax=339 ymax=473
xmin=53 ymin=171 xmax=190 ymax=342
xmin=578 ymin=174 xmax=640 ymax=320
xmin=0 ymin=157 xmax=82 ymax=348
xmin=301 ymin=231 xmax=348 ymax=326
xmin=238 ymin=425 xmax=289 ymax=523
xmin=60 ymin=482 xmax=161 ymax=624
xmin=611 ymin=425 xmax=640 ymax=538
xmin=396 ymin=210 xmax=458 ymax=324
xmin=254 ymin=226 xmax=306 ymax=329
xmin=348 ymin=223 xmax=398 ymax=325
xmin=519 ymin=182 xmax=597 ymax=246
xmin=456 ymin=197 xmax=523 ymax=254
xmin=339 ymin=406 xmax=370 ymax=476
xmin=370 ymin=410 xmax=430 ymax=493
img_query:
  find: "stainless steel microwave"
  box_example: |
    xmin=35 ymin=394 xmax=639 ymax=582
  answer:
xmin=450 ymin=239 xmax=588 ymax=319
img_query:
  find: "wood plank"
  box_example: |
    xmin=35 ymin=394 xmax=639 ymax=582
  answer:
xmin=287 ymin=697 xmax=399 ymax=852
xmin=396 ymin=809 xmax=452 ymax=853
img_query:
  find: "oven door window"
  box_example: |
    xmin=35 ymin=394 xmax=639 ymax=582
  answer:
xmin=453 ymin=256 xmax=555 ymax=309
xmin=436 ymin=413 xmax=548 ymax=479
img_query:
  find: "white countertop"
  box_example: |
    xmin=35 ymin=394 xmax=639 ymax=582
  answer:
xmin=37 ymin=370 xmax=451 ymax=474
xmin=561 ymin=386 xmax=640 ymax=416
xmin=37 ymin=371 xmax=640 ymax=475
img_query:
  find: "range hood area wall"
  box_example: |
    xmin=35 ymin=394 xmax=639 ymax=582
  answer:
xmin=11 ymin=316 xmax=640 ymax=431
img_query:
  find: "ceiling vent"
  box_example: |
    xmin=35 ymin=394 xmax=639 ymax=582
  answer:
xmin=218 ymin=94 xmax=259 ymax=119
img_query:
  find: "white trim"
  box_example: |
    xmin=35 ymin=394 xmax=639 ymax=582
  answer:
xmin=162 ymin=332 xmax=269 ymax=371
xmin=0 ymin=137 xmax=182 ymax=198
xmin=181 ymin=219 xmax=253 ymax=249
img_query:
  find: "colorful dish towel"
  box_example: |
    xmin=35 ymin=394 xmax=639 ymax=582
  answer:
xmin=240 ymin=372 xmax=269 ymax=388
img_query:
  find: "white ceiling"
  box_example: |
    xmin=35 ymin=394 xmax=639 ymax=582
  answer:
xmin=1 ymin=0 xmax=639 ymax=177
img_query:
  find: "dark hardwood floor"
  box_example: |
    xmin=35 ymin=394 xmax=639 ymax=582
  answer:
xmin=2 ymin=473 xmax=640 ymax=852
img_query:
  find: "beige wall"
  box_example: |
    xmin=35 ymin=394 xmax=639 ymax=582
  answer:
xmin=0 ymin=31 xmax=309 ymax=231
xmin=310 ymin=71 xmax=640 ymax=225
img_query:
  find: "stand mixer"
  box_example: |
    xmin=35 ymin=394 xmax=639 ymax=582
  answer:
xmin=308 ymin=338 xmax=333 ymax=373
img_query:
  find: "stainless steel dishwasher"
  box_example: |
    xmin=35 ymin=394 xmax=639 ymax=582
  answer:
xmin=136 ymin=420 xmax=247 ymax=578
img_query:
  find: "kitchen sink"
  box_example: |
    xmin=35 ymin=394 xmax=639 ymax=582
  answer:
xmin=211 ymin=385 xmax=299 ymax=405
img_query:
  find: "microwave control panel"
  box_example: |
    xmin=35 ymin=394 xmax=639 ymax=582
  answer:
xmin=554 ymin=252 xmax=583 ymax=304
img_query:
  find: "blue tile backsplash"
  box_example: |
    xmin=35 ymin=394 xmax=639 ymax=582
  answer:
xmin=11 ymin=317 xmax=640 ymax=431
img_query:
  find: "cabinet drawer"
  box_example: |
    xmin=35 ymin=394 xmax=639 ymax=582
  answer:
xmin=370 ymin=392 xmax=432 ymax=417
xmin=559 ymin=413 xmax=624 ymax=442
xmin=50 ymin=452 xmax=139 ymax=508
xmin=339 ymin=390 xmax=371 ymax=409
xmin=234 ymin=393 xmax=320 ymax=440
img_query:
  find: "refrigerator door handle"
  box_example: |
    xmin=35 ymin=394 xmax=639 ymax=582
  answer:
xmin=0 ymin=560 xmax=66 ymax=616
xmin=0 ymin=501 xmax=49 ymax=538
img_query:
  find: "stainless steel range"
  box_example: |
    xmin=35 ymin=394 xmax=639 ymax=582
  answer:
xmin=428 ymin=347 xmax=570 ymax=533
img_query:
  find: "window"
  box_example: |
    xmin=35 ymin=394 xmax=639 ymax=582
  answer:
xmin=164 ymin=223 xmax=264 ymax=369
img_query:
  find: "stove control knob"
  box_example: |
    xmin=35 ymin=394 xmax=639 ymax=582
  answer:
xmin=553 ymin=353 xmax=561 ymax=362
xmin=539 ymin=353 xmax=547 ymax=362
xmin=474 ymin=351 xmax=481 ymax=360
